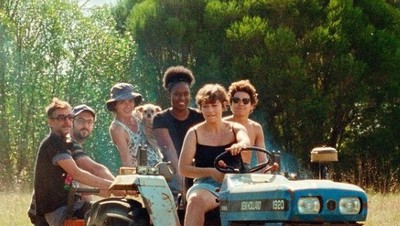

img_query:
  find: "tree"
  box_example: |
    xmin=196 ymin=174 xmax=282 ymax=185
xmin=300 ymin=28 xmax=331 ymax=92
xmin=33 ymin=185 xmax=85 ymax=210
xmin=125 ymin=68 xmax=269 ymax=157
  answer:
xmin=1 ymin=0 xmax=399 ymax=192
xmin=117 ymin=0 xmax=400 ymax=190
xmin=0 ymin=0 xmax=136 ymax=189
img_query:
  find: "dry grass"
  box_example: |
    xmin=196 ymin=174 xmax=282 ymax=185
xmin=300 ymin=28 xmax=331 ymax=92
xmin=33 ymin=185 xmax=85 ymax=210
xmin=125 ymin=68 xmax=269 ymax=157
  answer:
xmin=0 ymin=191 xmax=32 ymax=225
xmin=365 ymin=192 xmax=400 ymax=226
xmin=1 ymin=191 xmax=399 ymax=225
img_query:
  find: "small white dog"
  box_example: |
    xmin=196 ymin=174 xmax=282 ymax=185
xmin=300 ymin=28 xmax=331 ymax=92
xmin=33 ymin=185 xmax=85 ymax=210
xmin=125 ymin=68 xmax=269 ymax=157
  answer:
xmin=135 ymin=103 xmax=162 ymax=153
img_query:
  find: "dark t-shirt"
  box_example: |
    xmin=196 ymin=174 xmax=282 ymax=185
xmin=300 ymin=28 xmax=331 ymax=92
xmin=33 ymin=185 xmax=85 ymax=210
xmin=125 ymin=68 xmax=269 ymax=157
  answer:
xmin=33 ymin=132 xmax=87 ymax=215
xmin=153 ymin=108 xmax=203 ymax=157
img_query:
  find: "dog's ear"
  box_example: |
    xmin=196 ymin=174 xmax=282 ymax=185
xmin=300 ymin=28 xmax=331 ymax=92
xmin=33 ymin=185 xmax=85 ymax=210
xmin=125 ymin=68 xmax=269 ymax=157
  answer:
xmin=136 ymin=106 xmax=144 ymax=113
xmin=155 ymin=106 xmax=162 ymax=113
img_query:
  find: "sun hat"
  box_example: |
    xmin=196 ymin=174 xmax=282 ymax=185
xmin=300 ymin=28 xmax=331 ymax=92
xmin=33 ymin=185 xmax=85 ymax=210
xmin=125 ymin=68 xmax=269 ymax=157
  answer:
xmin=106 ymin=83 xmax=142 ymax=111
xmin=72 ymin=104 xmax=96 ymax=118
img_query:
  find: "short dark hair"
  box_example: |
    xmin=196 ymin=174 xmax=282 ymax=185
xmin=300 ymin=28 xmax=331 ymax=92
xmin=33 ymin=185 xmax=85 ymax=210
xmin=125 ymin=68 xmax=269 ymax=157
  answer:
xmin=196 ymin=84 xmax=228 ymax=109
xmin=162 ymin=66 xmax=195 ymax=92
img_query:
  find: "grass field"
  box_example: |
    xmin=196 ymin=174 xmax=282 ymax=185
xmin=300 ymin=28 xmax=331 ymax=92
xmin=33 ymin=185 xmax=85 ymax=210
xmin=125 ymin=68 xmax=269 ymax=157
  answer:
xmin=1 ymin=191 xmax=399 ymax=225
xmin=366 ymin=192 xmax=400 ymax=225
xmin=1 ymin=191 xmax=32 ymax=225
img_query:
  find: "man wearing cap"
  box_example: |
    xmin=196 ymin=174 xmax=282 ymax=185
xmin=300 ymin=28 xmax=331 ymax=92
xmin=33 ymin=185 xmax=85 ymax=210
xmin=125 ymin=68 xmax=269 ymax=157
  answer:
xmin=70 ymin=104 xmax=115 ymax=181
xmin=28 ymin=99 xmax=116 ymax=226
xmin=67 ymin=104 xmax=118 ymax=204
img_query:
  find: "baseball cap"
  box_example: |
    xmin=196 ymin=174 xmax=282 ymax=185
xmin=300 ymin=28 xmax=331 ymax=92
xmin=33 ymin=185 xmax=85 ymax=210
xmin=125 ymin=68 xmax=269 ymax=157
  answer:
xmin=72 ymin=104 xmax=96 ymax=118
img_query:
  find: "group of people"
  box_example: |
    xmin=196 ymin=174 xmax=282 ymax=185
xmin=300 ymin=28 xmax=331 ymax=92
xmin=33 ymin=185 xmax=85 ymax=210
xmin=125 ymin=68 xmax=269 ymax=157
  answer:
xmin=28 ymin=65 xmax=267 ymax=226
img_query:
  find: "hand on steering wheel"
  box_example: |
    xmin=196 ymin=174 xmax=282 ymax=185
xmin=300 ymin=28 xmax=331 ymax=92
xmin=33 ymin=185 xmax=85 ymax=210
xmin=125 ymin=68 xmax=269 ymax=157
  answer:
xmin=214 ymin=146 xmax=277 ymax=174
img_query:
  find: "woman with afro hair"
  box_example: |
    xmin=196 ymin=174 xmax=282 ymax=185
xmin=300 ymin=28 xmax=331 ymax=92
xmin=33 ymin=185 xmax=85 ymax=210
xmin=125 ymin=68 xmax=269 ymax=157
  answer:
xmin=153 ymin=66 xmax=204 ymax=203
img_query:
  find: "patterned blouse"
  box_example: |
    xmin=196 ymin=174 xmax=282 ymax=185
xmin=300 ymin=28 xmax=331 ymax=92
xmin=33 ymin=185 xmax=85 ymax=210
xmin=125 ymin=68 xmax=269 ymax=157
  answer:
xmin=112 ymin=114 xmax=162 ymax=167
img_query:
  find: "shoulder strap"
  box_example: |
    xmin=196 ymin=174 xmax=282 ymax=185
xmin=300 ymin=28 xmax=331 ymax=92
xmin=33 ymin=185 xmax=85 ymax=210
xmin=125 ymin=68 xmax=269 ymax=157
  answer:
xmin=194 ymin=129 xmax=199 ymax=144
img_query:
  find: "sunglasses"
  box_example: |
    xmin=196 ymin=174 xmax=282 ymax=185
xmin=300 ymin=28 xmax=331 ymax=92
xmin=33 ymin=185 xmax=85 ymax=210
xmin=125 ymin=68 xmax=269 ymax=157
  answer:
xmin=50 ymin=114 xmax=74 ymax=121
xmin=232 ymin=97 xmax=251 ymax=105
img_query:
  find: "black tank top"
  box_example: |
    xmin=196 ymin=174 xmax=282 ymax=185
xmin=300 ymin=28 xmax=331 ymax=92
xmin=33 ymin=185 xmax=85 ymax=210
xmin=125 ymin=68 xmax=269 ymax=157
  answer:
xmin=193 ymin=126 xmax=237 ymax=168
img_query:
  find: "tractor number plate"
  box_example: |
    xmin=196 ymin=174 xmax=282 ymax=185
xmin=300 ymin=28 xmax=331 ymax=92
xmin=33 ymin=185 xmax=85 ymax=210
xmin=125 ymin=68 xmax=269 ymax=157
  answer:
xmin=220 ymin=199 xmax=288 ymax=212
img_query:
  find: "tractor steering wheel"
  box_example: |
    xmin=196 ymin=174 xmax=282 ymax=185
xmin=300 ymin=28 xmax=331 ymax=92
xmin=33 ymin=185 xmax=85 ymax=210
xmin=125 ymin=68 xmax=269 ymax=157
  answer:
xmin=214 ymin=146 xmax=276 ymax=174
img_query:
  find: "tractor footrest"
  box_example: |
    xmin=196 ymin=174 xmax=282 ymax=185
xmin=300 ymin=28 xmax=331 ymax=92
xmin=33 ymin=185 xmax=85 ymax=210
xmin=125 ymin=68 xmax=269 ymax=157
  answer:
xmin=64 ymin=219 xmax=84 ymax=226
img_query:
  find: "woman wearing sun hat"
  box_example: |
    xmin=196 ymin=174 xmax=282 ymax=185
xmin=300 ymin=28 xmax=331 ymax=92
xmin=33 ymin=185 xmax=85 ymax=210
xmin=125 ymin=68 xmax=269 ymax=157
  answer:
xmin=107 ymin=82 xmax=163 ymax=167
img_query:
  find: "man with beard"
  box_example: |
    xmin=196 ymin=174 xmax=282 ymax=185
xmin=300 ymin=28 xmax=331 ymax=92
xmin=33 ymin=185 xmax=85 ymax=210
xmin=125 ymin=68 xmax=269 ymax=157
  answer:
xmin=70 ymin=104 xmax=115 ymax=181
xmin=28 ymin=100 xmax=117 ymax=226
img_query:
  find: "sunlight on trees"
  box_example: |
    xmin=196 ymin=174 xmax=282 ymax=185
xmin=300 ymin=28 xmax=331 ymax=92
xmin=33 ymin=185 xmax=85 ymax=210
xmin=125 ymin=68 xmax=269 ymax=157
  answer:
xmin=1 ymin=0 xmax=399 ymax=192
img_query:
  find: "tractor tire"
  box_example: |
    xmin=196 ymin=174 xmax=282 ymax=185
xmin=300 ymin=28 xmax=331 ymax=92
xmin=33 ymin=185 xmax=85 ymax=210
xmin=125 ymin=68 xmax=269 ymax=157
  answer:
xmin=86 ymin=198 xmax=150 ymax=226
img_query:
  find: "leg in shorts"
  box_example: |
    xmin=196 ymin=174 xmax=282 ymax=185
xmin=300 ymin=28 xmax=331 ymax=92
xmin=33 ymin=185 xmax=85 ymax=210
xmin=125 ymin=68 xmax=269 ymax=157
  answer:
xmin=186 ymin=177 xmax=221 ymax=198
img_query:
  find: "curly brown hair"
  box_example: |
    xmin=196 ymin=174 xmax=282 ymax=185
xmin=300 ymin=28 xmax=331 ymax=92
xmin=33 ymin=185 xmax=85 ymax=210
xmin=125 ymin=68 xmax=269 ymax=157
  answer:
xmin=227 ymin=79 xmax=259 ymax=106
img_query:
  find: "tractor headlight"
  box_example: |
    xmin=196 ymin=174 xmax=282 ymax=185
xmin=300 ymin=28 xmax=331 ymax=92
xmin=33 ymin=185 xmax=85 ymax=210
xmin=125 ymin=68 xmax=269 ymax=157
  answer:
xmin=298 ymin=197 xmax=320 ymax=214
xmin=339 ymin=197 xmax=361 ymax=214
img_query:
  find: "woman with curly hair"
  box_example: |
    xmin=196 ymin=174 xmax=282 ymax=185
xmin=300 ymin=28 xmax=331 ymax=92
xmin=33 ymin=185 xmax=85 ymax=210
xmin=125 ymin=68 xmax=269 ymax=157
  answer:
xmin=225 ymin=79 xmax=267 ymax=165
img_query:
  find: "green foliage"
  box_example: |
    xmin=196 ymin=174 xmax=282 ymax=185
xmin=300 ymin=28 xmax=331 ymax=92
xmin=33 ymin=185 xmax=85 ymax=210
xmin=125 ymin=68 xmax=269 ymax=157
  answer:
xmin=117 ymin=0 xmax=400 ymax=191
xmin=1 ymin=0 xmax=399 ymax=192
xmin=0 ymin=0 xmax=136 ymax=189
xmin=124 ymin=0 xmax=210 ymax=106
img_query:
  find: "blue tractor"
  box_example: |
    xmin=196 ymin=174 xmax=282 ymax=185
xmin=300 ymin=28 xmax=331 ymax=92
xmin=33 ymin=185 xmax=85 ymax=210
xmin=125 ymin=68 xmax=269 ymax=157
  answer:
xmin=83 ymin=146 xmax=367 ymax=226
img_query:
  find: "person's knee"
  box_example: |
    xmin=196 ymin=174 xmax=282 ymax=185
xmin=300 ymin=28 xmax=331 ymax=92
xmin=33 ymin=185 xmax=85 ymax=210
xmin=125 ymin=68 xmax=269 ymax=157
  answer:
xmin=187 ymin=194 xmax=211 ymax=212
xmin=74 ymin=201 xmax=91 ymax=219
xmin=44 ymin=206 xmax=67 ymax=226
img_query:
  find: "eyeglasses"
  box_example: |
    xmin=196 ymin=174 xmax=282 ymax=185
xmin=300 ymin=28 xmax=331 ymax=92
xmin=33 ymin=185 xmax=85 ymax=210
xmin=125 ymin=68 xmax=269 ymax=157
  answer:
xmin=50 ymin=114 xmax=74 ymax=121
xmin=232 ymin=97 xmax=251 ymax=105
xmin=74 ymin=118 xmax=94 ymax=126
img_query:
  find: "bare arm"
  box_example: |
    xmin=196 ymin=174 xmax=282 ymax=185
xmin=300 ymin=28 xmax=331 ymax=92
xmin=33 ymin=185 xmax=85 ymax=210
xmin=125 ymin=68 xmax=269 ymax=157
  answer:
xmin=228 ymin=123 xmax=252 ymax=163
xmin=109 ymin=124 xmax=134 ymax=167
xmin=76 ymin=156 xmax=115 ymax=181
xmin=254 ymin=123 xmax=267 ymax=162
xmin=153 ymin=128 xmax=179 ymax=171
xmin=58 ymin=158 xmax=112 ymax=190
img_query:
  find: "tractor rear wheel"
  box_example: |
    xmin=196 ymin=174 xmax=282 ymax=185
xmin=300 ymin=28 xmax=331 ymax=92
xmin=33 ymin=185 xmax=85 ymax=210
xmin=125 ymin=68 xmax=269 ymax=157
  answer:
xmin=85 ymin=198 xmax=150 ymax=226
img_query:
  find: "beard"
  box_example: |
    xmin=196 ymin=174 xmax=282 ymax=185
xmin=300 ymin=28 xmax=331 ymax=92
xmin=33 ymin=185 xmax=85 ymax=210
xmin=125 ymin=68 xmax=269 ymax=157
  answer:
xmin=74 ymin=129 xmax=91 ymax=141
